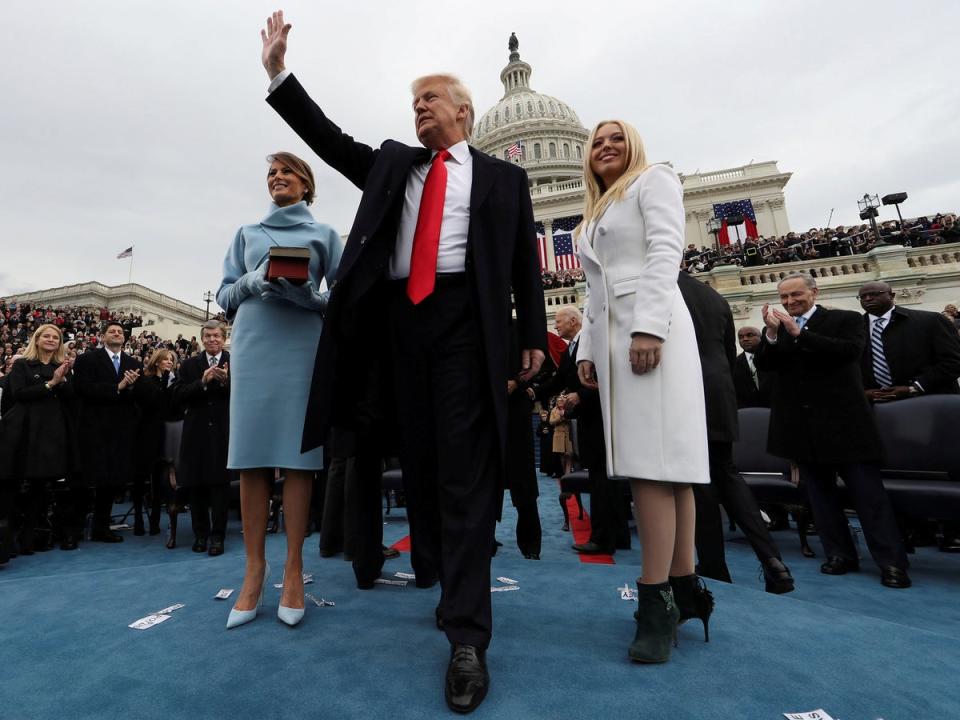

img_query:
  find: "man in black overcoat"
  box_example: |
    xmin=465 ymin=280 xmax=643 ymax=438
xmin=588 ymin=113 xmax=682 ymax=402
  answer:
xmin=73 ymin=321 xmax=142 ymax=542
xmin=755 ymin=273 xmax=910 ymax=588
xmin=676 ymin=272 xmax=793 ymax=593
xmin=260 ymin=13 xmax=546 ymax=713
xmin=172 ymin=322 xmax=230 ymax=556
xmin=732 ymin=326 xmax=774 ymax=408
xmin=858 ymin=280 xmax=960 ymax=550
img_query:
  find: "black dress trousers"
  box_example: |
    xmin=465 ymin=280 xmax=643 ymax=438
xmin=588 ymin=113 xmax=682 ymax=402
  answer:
xmin=389 ymin=276 xmax=500 ymax=650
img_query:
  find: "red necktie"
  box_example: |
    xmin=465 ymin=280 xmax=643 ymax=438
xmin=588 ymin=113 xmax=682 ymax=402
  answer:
xmin=407 ymin=149 xmax=451 ymax=304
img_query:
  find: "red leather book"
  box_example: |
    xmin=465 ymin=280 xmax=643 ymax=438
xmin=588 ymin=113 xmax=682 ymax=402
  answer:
xmin=266 ymin=247 xmax=310 ymax=285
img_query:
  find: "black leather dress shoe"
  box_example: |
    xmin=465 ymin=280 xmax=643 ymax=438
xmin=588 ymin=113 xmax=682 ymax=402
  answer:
xmin=445 ymin=644 xmax=489 ymax=714
xmin=571 ymin=541 xmax=613 ymax=555
xmin=522 ymin=552 xmax=540 ymax=560
xmin=762 ymin=557 xmax=795 ymax=594
xmin=208 ymin=537 xmax=224 ymax=556
xmin=60 ymin=536 xmax=79 ymax=551
xmin=191 ymin=537 xmax=208 ymax=553
xmin=820 ymin=556 xmax=859 ymax=575
xmin=881 ymin=566 xmax=912 ymax=588
xmin=91 ymin=530 xmax=124 ymax=543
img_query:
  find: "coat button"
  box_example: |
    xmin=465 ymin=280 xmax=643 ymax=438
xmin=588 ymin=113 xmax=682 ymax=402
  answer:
xmin=597 ymin=226 xmax=607 ymax=235
xmin=601 ymin=303 xmax=607 ymax=312
xmin=360 ymin=235 xmax=367 ymax=245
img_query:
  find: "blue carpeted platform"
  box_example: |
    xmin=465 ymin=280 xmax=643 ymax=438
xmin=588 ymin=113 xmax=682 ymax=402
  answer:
xmin=1 ymin=475 xmax=957 ymax=720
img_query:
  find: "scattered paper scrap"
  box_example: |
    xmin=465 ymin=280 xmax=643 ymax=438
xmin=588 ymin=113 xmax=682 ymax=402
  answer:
xmin=306 ymin=593 xmax=335 ymax=607
xmin=129 ymin=614 xmax=171 ymax=630
xmin=214 ymin=589 xmax=234 ymax=600
xmin=394 ymin=572 xmax=417 ymax=580
xmin=496 ymin=577 xmax=518 ymax=585
xmin=155 ymin=603 xmax=185 ymax=615
xmin=619 ymin=584 xmax=637 ymax=601
xmin=303 ymin=573 xmax=314 ymax=585
xmin=490 ymin=585 xmax=520 ymax=593
xmin=374 ymin=578 xmax=408 ymax=587
xmin=783 ymin=711 xmax=836 ymax=720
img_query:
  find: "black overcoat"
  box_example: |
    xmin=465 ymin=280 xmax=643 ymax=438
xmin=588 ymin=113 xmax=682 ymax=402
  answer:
xmin=860 ymin=306 xmax=960 ymax=394
xmin=754 ymin=305 xmax=883 ymax=463
xmin=266 ymin=75 xmax=547 ymax=467
xmin=133 ymin=373 xmax=175 ymax=475
xmin=0 ymin=358 xmax=80 ymax=481
xmin=732 ymin=353 xmax=775 ymax=409
xmin=504 ymin=323 xmax=538 ymax=507
xmin=677 ymin=271 xmax=739 ymax=442
xmin=172 ymin=352 xmax=230 ymax=487
xmin=73 ymin=348 xmax=141 ymax=486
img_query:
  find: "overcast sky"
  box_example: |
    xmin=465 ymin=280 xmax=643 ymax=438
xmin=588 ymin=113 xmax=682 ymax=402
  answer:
xmin=3 ymin=1 xmax=958 ymax=309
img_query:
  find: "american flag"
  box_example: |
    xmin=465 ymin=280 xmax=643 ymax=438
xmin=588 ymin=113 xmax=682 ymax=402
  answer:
xmin=507 ymin=141 xmax=522 ymax=160
xmin=712 ymin=199 xmax=756 ymax=222
xmin=116 ymin=246 xmax=133 ymax=259
xmin=552 ymin=215 xmax=582 ymax=270
xmin=535 ymin=221 xmax=548 ymax=270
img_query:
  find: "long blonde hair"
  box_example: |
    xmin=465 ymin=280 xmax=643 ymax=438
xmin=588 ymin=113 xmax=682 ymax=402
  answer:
xmin=23 ymin=323 xmax=66 ymax=364
xmin=144 ymin=348 xmax=176 ymax=377
xmin=580 ymin=120 xmax=649 ymax=230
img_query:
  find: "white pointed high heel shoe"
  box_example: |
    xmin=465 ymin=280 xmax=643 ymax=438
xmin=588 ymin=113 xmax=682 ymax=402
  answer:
xmin=226 ymin=562 xmax=271 ymax=629
xmin=277 ymin=569 xmax=305 ymax=627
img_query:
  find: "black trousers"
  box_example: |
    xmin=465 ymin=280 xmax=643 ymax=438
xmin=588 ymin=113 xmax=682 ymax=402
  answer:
xmin=799 ymin=461 xmax=907 ymax=570
xmin=587 ymin=464 xmax=630 ymax=551
xmin=93 ymin=485 xmax=121 ymax=533
xmin=350 ymin=449 xmax=387 ymax=586
xmin=189 ymin=484 xmax=229 ymax=541
xmin=319 ymin=456 xmax=349 ymax=554
xmin=389 ymin=278 xmax=499 ymax=650
xmin=695 ymin=441 xmax=782 ymax=581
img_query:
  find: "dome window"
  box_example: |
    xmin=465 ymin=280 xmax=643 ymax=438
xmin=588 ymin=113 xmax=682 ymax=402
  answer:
xmin=516 ymin=103 xmax=522 ymax=116
xmin=534 ymin=143 xmax=542 ymax=160
xmin=549 ymin=142 xmax=557 ymax=158
xmin=538 ymin=101 xmax=545 ymax=113
xmin=505 ymin=106 xmax=510 ymax=119
xmin=527 ymin=101 xmax=533 ymax=114
xmin=575 ymin=145 xmax=583 ymax=160
xmin=562 ymin=143 xmax=570 ymax=158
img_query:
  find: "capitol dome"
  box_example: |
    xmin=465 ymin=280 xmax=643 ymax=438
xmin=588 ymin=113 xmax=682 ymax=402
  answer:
xmin=473 ymin=34 xmax=589 ymax=187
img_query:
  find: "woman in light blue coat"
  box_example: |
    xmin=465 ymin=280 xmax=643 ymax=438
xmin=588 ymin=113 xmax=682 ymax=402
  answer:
xmin=216 ymin=152 xmax=343 ymax=628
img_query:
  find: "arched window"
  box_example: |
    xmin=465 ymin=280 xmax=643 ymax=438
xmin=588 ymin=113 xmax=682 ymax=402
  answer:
xmin=504 ymin=106 xmax=510 ymax=120
xmin=516 ymin=103 xmax=522 ymax=116
xmin=527 ymin=101 xmax=533 ymax=114
xmin=575 ymin=145 xmax=582 ymax=160
xmin=562 ymin=143 xmax=570 ymax=158
xmin=495 ymin=111 xmax=500 ymax=123
xmin=549 ymin=102 xmax=556 ymax=114
xmin=534 ymin=143 xmax=542 ymax=159
xmin=538 ymin=101 xmax=545 ymax=113
xmin=549 ymin=142 xmax=557 ymax=158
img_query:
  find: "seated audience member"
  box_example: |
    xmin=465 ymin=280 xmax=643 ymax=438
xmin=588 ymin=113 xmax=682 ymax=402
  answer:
xmin=732 ymin=326 xmax=774 ymax=409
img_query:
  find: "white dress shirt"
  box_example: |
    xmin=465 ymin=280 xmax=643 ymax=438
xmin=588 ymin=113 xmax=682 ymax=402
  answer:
xmin=868 ymin=306 xmax=894 ymax=336
xmin=206 ymin=353 xmax=222 ymax=367
xmin=268 ymin=72 xmax=473 ymax=280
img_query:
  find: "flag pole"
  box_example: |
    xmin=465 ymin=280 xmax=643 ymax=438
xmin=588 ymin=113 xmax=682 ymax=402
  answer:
xmin=128 ymin=247 xmax=134 ymax=285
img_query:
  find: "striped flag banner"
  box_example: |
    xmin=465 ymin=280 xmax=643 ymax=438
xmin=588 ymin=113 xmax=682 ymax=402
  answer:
xmin=507 ymin=141 xmax=522 ymax=160
xmin=535 ymin=221 xmax=547 ymax=270
xmin=552 ymin=215 xmax=582 ymax=270
xmin=116 ymin=246 xmax=133 ymax=259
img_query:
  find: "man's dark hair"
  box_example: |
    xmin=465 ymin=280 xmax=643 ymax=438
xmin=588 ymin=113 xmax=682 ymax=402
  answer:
xmin=102 ymin=320 xmax=125 ymax=334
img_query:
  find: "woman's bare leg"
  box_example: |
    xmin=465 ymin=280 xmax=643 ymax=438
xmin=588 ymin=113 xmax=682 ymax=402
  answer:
xmin=234 ymin=468 xmax=272 ymax=611
xmin=279 ymin=469 xmax=314 ymax=610
xmin=630 ymin=478 xmax=677 ymax=585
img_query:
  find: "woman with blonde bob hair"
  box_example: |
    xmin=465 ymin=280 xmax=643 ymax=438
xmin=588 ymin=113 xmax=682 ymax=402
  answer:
xmin=0 ymin=323 xmax=80 ymax=556
xmin=575 ymin=119 xmax=713 ymax=663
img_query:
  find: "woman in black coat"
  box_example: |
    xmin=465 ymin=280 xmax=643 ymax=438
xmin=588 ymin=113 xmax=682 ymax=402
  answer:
xmin=0 ymin=324 xmax=79 ymax=557
xmin=133 ymin=349 xmax=177 ymax=537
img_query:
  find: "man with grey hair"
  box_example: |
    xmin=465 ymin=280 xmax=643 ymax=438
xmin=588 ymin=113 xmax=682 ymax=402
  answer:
xmin=755 ymin=272 xmax=910 ymax=588
xmin=260 ymin=11 xmax=546 ymax=712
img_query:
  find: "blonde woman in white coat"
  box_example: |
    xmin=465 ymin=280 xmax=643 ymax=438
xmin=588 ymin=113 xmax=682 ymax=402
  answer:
xmin=576 ymin=120 xmax=713 ymax=663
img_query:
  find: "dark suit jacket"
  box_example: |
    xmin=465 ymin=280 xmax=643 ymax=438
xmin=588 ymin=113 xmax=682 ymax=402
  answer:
xmin=73 ymin=348 xmax=142 ymax=486
xmin=861 ymin=306 xmax=960 ymax=394
xmin=733 ymin=353 xmax=774 ymax=408
xmin=267 ymin=75 xmax=547 ymax=461
xmin=754 ymin=305 xmax=883 ymax=463
xmin=677 ymin=271 xmax=738 ymax=443
xmin=172 ymin=352 xmax=230 ymax=487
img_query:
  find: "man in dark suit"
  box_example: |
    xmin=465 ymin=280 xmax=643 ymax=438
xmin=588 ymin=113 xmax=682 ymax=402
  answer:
xmin=677 ymin=273 xmax=793 ymax=593
xmin=858 ymin=281 xmax=960 ymax=551
xmin=755 ymin=272 xmax=910 ymax=588
xmin=73 ymin=321 xmax=142 ymax=542
xmin=172 ymin=322 xmax=231 ymax=556
xmin=733 ymin=326 xmax=774 ymax=408
xmin=261 ymin=13 xmax=546 ymax=713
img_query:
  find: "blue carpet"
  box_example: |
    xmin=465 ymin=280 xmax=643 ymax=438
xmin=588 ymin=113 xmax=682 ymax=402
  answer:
xmin=1 ymin=475 xmax=957 ymax=720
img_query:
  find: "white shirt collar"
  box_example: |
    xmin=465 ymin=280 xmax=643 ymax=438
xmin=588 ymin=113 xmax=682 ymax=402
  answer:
xmin=797 ymin=305 xmax=817 ymax=322
xmin=206 ymin=353 xmax=222 ymax=365
xmin=869 ymin=306 xmax=895 ymax=328
xmin=432 ymin=140 xmax=470 ymax=165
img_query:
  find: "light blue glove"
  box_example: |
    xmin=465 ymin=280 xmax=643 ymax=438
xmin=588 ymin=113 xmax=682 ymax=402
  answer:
xmin=261 ymin=277 xmax=328 ymax=313
xmin=238 ymin=264 xmax=268 ymax=299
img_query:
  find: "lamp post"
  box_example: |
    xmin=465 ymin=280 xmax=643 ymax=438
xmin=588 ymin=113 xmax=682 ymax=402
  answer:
xmin=203 ymin=290 xmax=214 ymax=320
xmin=857 ymin=193 xmax=882 ymax=243
xmin=706 ymin=217 xmax=723 ymax=253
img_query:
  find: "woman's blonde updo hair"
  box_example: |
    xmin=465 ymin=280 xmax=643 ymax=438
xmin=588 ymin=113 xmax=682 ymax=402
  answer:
xmin=579 ymin=119 xmax=649 ymax=230
xmin=267 ymin=152 xmax=316 ymax=205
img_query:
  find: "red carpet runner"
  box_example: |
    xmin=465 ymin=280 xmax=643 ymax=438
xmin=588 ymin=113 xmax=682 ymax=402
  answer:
xmin=566 ymin=494 xmax=615 ymax=565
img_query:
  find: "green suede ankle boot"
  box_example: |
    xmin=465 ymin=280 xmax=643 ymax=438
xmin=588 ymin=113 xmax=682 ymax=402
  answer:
xmin=629 ymin=580 xmax=680 ymax=663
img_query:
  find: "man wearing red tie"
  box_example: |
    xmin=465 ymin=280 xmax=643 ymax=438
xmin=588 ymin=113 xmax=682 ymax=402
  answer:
xmin=260 ymin=12 xmax=546 ymax=713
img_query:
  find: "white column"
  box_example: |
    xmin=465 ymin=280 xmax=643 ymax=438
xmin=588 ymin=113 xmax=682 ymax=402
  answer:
xmin=544 ymin=219 xmax=557 ymax=272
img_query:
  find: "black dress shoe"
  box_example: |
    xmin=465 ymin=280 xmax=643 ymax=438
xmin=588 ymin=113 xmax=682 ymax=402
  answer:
xmin=149 ymin=524 xmax=161 ymax=536
xmin=133 ymin=521 xmax=146 ymax=537
xmin=445 ymin=644 xmax=489 ymax=714
xmin=881 ymin=566 xmax=912 ymax=588
xmin=522 ymin=552 xmax=540 ymax=560
xmin=415 ymin=574 xmax=439 ymax=589
xmin=762 ymin=557 xmax=795 ymax=594
xmin=571 ymin=541 xmax=614 ymax=555
xmin=382 ymin=545 xmax=400 ymax=560
xmin=60 ymin=536 xmax=79 ymax=551
xmin=208 ymin=538 xmax=224 ymax=556
xmin=820 ymin=556 xmax=859 ymax=575
xmin=91 ymin=530 xmax=124 ymax=543
xmin=191 ymin=537 xmax=208 ymax=553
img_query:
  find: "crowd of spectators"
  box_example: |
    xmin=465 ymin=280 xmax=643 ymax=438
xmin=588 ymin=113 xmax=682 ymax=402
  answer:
xmin=541 ymin=269 xmax=585 ymax=289
xmin=684 ymin=213 xmax=959 ymax=273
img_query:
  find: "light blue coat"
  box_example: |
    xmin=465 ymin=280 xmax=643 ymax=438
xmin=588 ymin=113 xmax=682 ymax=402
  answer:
xmin=216 ymin=202 xmax=343 ymax=470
